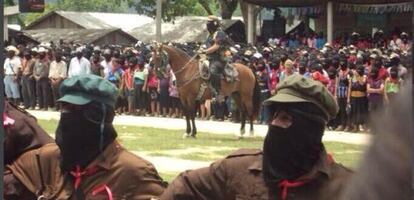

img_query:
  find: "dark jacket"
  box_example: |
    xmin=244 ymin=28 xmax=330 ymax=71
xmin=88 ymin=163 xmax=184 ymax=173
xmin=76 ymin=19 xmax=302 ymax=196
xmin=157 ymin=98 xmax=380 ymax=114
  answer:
xmin=5 ymin=141 xmax=166 ymax=200
xmin=160 ymin=149 xmax=352 ymax=200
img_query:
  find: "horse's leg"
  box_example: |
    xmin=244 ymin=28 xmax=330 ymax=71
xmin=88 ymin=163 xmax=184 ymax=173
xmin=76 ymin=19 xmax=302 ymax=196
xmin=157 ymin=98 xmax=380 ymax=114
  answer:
xmin=242 ymin=95 xmax=255 ymax=136
xmin=232 ymin=93 xmax=245 ymax=137
xmin=183 ymin=107 xmax=191 ymax=138
xmin=191 ymin=109 xmax=197 ymax=138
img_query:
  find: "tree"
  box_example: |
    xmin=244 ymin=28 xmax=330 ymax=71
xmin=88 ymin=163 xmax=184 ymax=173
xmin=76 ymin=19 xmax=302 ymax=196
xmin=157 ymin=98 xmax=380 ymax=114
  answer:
xmin=218 ymin=0 xmax=238 ymax=19
xmin=129 ymin=0 xmax=207 ymax=22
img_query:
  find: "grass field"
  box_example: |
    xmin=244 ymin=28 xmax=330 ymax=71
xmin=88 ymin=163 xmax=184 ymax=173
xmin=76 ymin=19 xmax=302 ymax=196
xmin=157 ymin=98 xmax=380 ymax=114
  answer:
xmin=38 ymin=119 xmax=366 ymax=182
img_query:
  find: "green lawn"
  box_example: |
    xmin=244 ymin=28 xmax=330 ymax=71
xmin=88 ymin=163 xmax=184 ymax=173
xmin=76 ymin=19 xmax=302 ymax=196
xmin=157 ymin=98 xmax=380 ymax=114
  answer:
xmin=38 ymin=119 xmax=365 ymax=182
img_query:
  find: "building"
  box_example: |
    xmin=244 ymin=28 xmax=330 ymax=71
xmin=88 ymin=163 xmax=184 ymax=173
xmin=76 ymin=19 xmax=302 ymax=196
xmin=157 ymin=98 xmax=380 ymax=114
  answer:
xmin=25 ymin=10 xmax=153 ymax=32
xmin=129 ymin=16 xmax=246 ymax=43
xmin=243 ymin=0 xmax=413 ymax=43
xmin=4 ymin=6 xmax=20 ymax=41
xmin=23 ymin=28 xmax=138 ymax=45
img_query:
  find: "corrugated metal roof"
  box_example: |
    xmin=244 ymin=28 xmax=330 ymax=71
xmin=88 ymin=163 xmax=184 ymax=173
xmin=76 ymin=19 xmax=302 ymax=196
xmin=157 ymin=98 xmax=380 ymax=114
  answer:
xmin=26 ymin=11 xmax=153 ymax=31
xmin=23 ymin=28 xmax=124 ymax=44
xmin=5 ymin=6 xmax=20 ymax=16
xmin=128 ymin=16 xmax=241 ymax=43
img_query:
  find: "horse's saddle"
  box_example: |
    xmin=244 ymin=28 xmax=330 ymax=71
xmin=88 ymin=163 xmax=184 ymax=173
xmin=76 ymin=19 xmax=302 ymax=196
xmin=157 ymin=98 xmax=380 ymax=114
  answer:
xmin=199 ymin=60 xmax=239 ymax=82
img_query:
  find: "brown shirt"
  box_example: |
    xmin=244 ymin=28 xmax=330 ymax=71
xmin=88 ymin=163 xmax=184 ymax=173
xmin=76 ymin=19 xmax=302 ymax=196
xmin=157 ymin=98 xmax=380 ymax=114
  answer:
xmin=5 ymin=141 xmax=167 ymax=200
xmin=160 ymin=149 xmax=352 ymax=200
xmin=22 ymin=58 xmax=36 ymax=76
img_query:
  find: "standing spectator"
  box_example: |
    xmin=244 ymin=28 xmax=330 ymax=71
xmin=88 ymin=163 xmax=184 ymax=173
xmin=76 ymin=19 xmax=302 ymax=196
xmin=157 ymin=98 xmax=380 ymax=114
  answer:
xmin=279 ymin=59 xmax=295 ymax=81
xmin=147 ymin=68 xmax=160 ymax=116
xmin=387 ymin=53 xmax=407 ymax=79
xmin=268 ymin=58 xmax=280 ymax=95
xmin=256 ymin=61 xmax=270 ymax=124
xmin=384 ymin=66 xmax=403 ymax=105
xmin=20 ymin=50 xmax=36 ymax=109
xmin=158 ymin=67 xmax=171 ymax=117
xmin=48 ymin=51 xmax=67 ymax=111
xmin=33 ymin=47 xmax=50 ymax=111
xmin=122 ymin=57 xmax=137 ymax=115
xmin=133 ymin=58 xmax=149 ymax=115
xmin=399 ymin=32 xmax=411 ymax=53
xmin=90 ymin=54 xmax=105 ymax=77
xmin=68 ymin=48 xmax=91 ymax=78
xmin=389 ymin=33 xmax=402 ymax=51
xmin=101 ymin=49 xmax=113 ymax=78
xmin=307 ymin=33 xmax=317 ymax=49
xmin=335 ymin=62 xmax=350 ymax=131
xmin=348 ymin=66 xmax=368 ymax=133
xmin=107 ymin=58 xmax=125 ymax=113
xmin=316 ymin=32 xmax=326 ymax=50
xmin=366 ymin=67 xmax=384 ymax=131
xmin=3 ymin=46 xmax=22 ymax=105
xmin=169 ymin=72 xmax=181 ymax=118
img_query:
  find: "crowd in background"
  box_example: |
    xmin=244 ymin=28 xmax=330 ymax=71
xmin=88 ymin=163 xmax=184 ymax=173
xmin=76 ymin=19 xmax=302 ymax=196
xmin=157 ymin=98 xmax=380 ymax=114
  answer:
xmin=3 ymin=29 xmax=411 ymax=133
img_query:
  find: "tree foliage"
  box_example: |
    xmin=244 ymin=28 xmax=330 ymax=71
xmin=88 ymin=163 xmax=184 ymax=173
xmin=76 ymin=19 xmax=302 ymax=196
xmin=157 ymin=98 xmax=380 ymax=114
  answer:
xmin=129 ymin=0 xmax=207 ymax=21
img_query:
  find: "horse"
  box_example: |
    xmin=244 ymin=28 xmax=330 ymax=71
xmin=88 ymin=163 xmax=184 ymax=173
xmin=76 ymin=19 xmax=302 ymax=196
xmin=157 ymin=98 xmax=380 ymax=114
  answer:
xmin=152 ymin=43 xmax=260 ymax=138
xmin=3 ymin=100 xmax=54 ymax=165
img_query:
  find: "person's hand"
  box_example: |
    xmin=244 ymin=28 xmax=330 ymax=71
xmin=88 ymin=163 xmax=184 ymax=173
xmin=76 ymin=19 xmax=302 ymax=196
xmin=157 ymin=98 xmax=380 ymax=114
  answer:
xmin=197 ymin=49 xmax=206 ymax=54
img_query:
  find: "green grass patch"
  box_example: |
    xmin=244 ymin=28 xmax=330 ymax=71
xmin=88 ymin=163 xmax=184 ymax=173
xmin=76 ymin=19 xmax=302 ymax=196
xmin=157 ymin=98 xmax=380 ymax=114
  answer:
xmin=38 ymin=119 xmax=365 ymax=169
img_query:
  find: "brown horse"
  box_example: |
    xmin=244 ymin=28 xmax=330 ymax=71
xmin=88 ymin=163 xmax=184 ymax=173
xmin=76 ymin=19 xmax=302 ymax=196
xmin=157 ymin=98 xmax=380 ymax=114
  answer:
xmin=152 ymin=43 xmax=260 ymax=138
xmin=3 ymin=100 xmax=54 ymax=165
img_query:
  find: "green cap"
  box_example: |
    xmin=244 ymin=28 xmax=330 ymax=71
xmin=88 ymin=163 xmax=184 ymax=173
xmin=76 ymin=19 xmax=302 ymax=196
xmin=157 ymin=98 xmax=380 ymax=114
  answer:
xmin=264 ymin=74 xmax=338 ymax=120
xmin=58 ymin=74 xmax=118 ymax=107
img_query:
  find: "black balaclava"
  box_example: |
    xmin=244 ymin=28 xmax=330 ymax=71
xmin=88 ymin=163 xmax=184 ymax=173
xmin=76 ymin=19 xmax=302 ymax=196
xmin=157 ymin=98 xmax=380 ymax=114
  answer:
xmin=55 ymin=102 xmax=117 ymax=172
xmin=357 ymin=66 xmax=365 ymax=76
xmin=390 ymin=67 xmax=398 ymax=79
xmin=263 ymin=103 xmax=325 ymax=186
xmin=207 ymin=21 xmax=218 ymax=34
xmin=7 ymin=51 xmax=15 ymax=58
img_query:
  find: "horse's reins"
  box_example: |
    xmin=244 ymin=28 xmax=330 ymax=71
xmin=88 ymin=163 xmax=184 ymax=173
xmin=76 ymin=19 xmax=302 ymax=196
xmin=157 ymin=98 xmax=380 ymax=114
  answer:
xmin=173 ymin=53 xmax=199 ymax=75
xmin=158 ymin=49 xmax=201 ymax=87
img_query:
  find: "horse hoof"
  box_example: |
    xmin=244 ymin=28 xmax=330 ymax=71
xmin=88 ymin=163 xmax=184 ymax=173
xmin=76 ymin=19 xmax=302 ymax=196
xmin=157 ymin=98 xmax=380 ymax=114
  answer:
xmin=238 ymin=135 xmax=244 ymax=140
xmin=190 ymin=135 xmax=197 ymax=139
xmin=249 ymin=130 xmax=254 ymax=137
xmin=182 ymin=133 xmax=190 ymax=139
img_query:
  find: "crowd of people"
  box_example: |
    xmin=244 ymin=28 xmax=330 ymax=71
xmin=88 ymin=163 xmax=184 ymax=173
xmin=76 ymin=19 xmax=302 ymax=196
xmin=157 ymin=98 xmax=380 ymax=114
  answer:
xmin=3 ymin=29 xmax=411 ymax=133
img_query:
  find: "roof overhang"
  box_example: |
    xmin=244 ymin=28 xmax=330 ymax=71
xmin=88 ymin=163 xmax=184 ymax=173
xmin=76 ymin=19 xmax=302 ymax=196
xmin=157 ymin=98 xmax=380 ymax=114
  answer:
xmin=5 ymin=6 xmax=20 ymax=16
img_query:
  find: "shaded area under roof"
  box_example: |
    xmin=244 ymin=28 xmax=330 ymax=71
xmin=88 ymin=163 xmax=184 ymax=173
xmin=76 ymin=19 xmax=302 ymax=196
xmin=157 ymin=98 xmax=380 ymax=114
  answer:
xmin=128 ymin=16 xmax=245 ymax=43
xmin=244 ymin=0 xmax=413 ymax=8
xmin=22 ymin=28 xmax=136 ymax=45
xmin=26 ymin=11 xmax=153 ymax=31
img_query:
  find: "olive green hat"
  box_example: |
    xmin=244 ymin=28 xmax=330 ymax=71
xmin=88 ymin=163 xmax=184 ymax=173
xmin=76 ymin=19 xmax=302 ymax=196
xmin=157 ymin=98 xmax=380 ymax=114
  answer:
xmin=58 ymin=74 xmax=118 ymax=107
xmin=264 ymin=74 xmax=338 ymax=121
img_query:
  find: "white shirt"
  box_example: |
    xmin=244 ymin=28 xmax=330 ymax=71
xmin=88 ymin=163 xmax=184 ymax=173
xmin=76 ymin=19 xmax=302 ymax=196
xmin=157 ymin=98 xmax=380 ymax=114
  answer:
xmin=4 ymin=56 xmax=21 ymax=75
xmin=100 ymin=59 xmax=113 ymax=79
xmin=68 ymin=57 xmax=91 ymax=78
xmin=49 ymin=61 xmax=67 ymax=79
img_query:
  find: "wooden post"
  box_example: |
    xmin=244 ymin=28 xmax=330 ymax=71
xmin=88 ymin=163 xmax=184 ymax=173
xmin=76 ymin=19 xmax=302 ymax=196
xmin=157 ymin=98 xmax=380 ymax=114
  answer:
xmin=156 ymin=0 xmax=162 ymax=42
xmin=247 ymin=3 xmax=254 ymax=44
xmin=327 ymin=1 xmax=333 ymax=43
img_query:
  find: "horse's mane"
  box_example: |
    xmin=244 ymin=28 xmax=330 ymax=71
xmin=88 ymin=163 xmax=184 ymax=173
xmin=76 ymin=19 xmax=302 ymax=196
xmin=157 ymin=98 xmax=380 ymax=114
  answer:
xmin=163 ymin=45 xmax=192 ymax=61
xmin=339 ymin=80 xmax=413 ymax=200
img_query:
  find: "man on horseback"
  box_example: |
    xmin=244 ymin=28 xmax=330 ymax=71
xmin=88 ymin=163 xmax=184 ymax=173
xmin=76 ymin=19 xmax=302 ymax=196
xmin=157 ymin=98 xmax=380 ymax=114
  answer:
xmin=199 ymin=15 xmax=230 ymax=98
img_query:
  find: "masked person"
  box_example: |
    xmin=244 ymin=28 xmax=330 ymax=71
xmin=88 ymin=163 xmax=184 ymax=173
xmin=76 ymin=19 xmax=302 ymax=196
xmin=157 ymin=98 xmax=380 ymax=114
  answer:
xmin=160 ymin=74 xmax=352 ymax=200
xmin=33 ymin=47 xmax=50 ymax=111
xmin=198 ymin=15 xmax=230 ymax=100
xmin=4 ymin=74 xmax=166 ymax=200
xmin=68 ymin=47 xmax=91 ymax=78
xmin=3 ymin=46 xmax=22 ymax=105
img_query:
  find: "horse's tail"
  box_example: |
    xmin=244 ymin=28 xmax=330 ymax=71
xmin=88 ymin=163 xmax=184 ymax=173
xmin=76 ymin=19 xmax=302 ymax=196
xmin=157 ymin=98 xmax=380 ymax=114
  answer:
xmin=251 ymin=76 xmax=261 ymax=118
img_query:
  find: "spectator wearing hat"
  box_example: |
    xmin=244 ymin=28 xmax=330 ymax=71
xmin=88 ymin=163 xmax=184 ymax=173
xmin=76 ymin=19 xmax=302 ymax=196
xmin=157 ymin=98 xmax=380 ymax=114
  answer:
xmin=399 ymin=32 xmax=411 ymax=53
xmin=4 ymin=46 xmax=22 ymax=105
xmin=33 ymin=47 xmax=50 ymax=111
xmin=384 ymin=66 xmax=403 ymax=106
xmin=21 ymin=50 xmax=37 ymax=109
xmin=49 ymin=50 xmax=67 ymax=111
xmin=279 ymin=59 xmax=295 ymax=82
xmin=161 ymin=74 xmax=352 ymax=200
xmin=334 ymin=59 xmax=351 ymax=131
xmin=68 ymin=48 xmax=91 ymax=78
xmin=389 ymin=33 xmax=402 ymax=51
xmin=4 ymin=74 xmax=166 ymax=199
xmin=387 ymin=53 xmax=407 ymax=80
